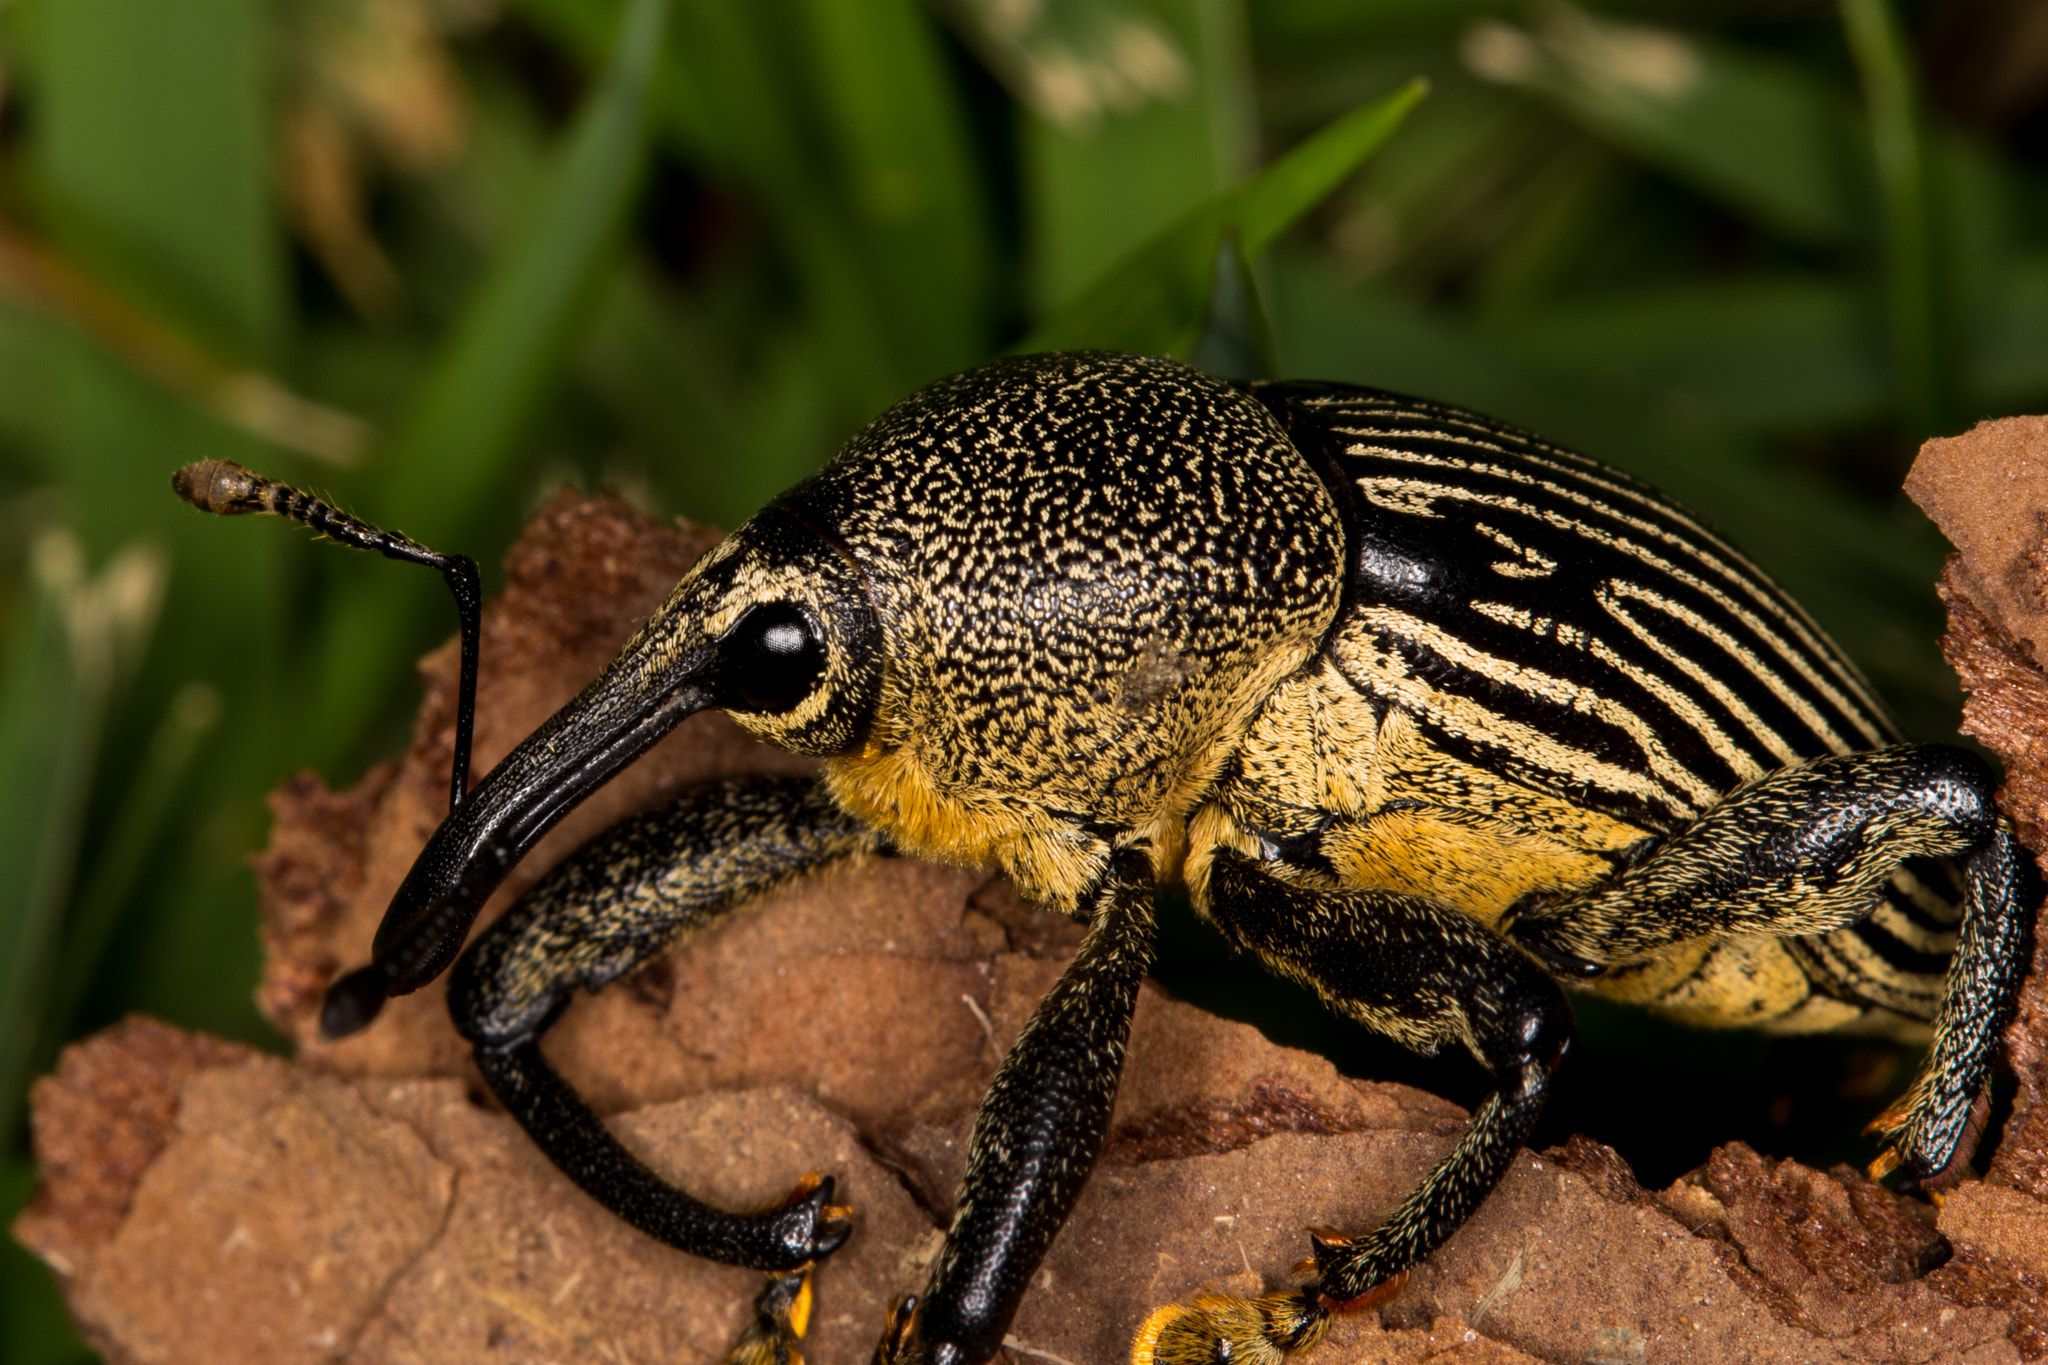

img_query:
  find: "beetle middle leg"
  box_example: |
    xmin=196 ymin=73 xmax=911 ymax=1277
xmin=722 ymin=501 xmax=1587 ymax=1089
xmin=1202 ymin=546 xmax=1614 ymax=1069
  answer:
xmin=1135 ymin=848 xmax=1571 ymax=1365
xmin=875 ymin=846 xmax=1159 ymax=1365
xmin=1502 ymin=743 xmax=2039 ymax=1188
xmin=446 ymin=776 xmax=879 ymax=1357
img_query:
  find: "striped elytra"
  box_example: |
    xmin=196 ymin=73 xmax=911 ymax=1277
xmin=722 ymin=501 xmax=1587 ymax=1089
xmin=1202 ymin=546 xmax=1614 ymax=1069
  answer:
xmin=1248 ymin=380 xmax=1959 ymax=1031
xmin=1259 ymin=383 xmax=1892 ymax=825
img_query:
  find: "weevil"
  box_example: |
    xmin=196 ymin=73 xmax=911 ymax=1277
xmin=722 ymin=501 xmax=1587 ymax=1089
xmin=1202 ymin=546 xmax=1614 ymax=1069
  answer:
xmin=175 ymin=350 xmax=2038 ymax=1365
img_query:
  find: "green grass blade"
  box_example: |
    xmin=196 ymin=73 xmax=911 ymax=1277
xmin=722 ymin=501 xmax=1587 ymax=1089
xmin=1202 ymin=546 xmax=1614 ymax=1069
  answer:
xmin=300 ymin=0 xmax=672 ymax=776
xmin=657 ymin=0 xmax=903 ymax=413
xmin=382 ymin=0 xmax=672 ymax=539
xmin=794 ymin=0 xmax=992 ymax=387
xmin=0 ymin=534 xmax=163 ymax=1149
xmin=1188 ymin=228 xmax=1276 ymax=380
xmin=0 ymin=552 xmax=88 ymax=1150
xmin=1970 ymin=256 xmax=2048 ymax=405
xmin=1494 ymin=277 xmax=1886 ymax=431
xmin=1235 ymin=84 xmax=1428 ymax=256
xmin=512 ymin=0 xmax=966 ymax=417
xmin=37 ymin=0 xmax=279 ymax=354
xmin=28 ymin=0 xmax=283 ymax=1068
xmin=1018 ymin=0 xmax=1259 ymax=318
xmin=1021 ymin=80 xmax=1426 ymax=357
xmin=34 ymin=682 xmax=221 ymax=1072
xmin=1840 ymin=0 xmax=1947 ymax=439
xmin=1463 ymin=9 xmax=1862 ymax=246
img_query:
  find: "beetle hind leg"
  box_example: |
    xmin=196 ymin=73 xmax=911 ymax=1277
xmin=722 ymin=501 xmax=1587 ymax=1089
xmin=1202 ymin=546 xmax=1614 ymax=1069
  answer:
xmin=1135 ymin=850 xmax=1571 ymax=1362
xmin=1864 ymin=814 xmax=2039 ymax=1189
xmin=1502 ymin=744 xmax=2038 ymax=1189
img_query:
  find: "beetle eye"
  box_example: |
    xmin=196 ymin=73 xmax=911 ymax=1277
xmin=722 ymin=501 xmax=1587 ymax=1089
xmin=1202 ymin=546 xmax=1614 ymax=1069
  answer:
xmin=721 ymin=603 xmax=826 ymax=713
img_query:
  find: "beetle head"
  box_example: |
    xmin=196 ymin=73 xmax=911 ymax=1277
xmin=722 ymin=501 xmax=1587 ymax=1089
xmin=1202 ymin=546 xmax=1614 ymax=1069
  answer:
xmin=639 ymin=507 xmax=882 ymax=757
xmin=320 ymin=505 xmax=881 ymax=1034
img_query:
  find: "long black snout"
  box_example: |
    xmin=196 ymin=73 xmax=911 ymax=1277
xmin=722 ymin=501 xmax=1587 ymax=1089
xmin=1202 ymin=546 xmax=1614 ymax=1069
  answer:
xmin=320 ymin=633 xmax=716 ymax=1038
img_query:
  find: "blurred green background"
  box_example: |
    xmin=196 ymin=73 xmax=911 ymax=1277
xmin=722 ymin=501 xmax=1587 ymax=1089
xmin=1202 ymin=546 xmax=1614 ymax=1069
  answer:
xmin=5 ymin=0 xmax=2048 ymax=1357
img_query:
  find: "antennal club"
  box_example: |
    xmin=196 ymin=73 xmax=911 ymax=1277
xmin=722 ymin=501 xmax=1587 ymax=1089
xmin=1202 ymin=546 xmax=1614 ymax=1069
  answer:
xmin=171 ymin=459 xmax=482 ymax=813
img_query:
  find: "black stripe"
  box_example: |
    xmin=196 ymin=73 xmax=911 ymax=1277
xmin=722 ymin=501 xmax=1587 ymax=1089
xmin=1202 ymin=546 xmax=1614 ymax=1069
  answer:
xmin=1786 ymin=920 xmax=1943 ymax=1019
xmin=1342 ymin=615 xmax=1695 ymax=829
xmin=1846 ymin=909 xmax=1954 ymax=979
xmin=1246 ymin=381 xmax=1967 ymax=1020
xmin=1255 ymin=386 xmax=1898 ymax=819
xmin=1284 ymin=387 xmax=1885 ymax=728
xmin=1891 ymin=857 xmax=1965 ymax=930
xmin=1335 ymin=430 xmax=1882 ymax=755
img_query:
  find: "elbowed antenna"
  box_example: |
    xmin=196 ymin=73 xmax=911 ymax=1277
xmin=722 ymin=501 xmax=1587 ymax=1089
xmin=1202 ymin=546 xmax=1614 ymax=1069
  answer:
xmin=171 ymin=460 xmax=482 ymax=813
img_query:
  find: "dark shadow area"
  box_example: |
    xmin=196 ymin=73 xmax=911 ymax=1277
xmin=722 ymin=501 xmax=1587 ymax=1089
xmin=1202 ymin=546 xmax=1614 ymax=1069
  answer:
xmin=1147 ymin=889 xmax=1932 ymax=1190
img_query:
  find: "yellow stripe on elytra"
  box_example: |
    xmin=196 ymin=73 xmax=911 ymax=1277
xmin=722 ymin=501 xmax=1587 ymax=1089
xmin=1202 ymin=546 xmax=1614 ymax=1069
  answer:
xmin=1318 ymin=408 xmax=1879 ymax=728
xmin=1346 ymin=605 xmax=1724 ymax=814
xmin=1889 ymin=864 xmax=1964 ymax=925
xmin=1469 ymin=595 xmax=1769 ymax=786
xmin=1869 ymin=898 xmax=1959 ymax=956
xmin=1595 ymin=581 xmax=1809 ymax=767
xmin=1809 ymin=924 xmax=1946 ymax=1009
xmin=1346 ymin=470 xmax=1884 ymax=752
xmin=1472 ymin=520 xmax=1558 ymax=578
xmin=1646 ymin=935 xmax=1820 ymax=1028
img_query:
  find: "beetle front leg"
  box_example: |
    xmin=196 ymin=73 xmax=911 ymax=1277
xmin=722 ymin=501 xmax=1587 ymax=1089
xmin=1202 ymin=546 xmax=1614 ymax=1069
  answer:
xmin=877 ymin=847 xmax=1159 ymax=1365
xmin=447 ymin=777 xmax=878 ymax=1356
xmin=1138 ymin=849 xmax=1570 ymax=1365
xmin=1502 ymin=743 xmax=2039 ymax=1187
